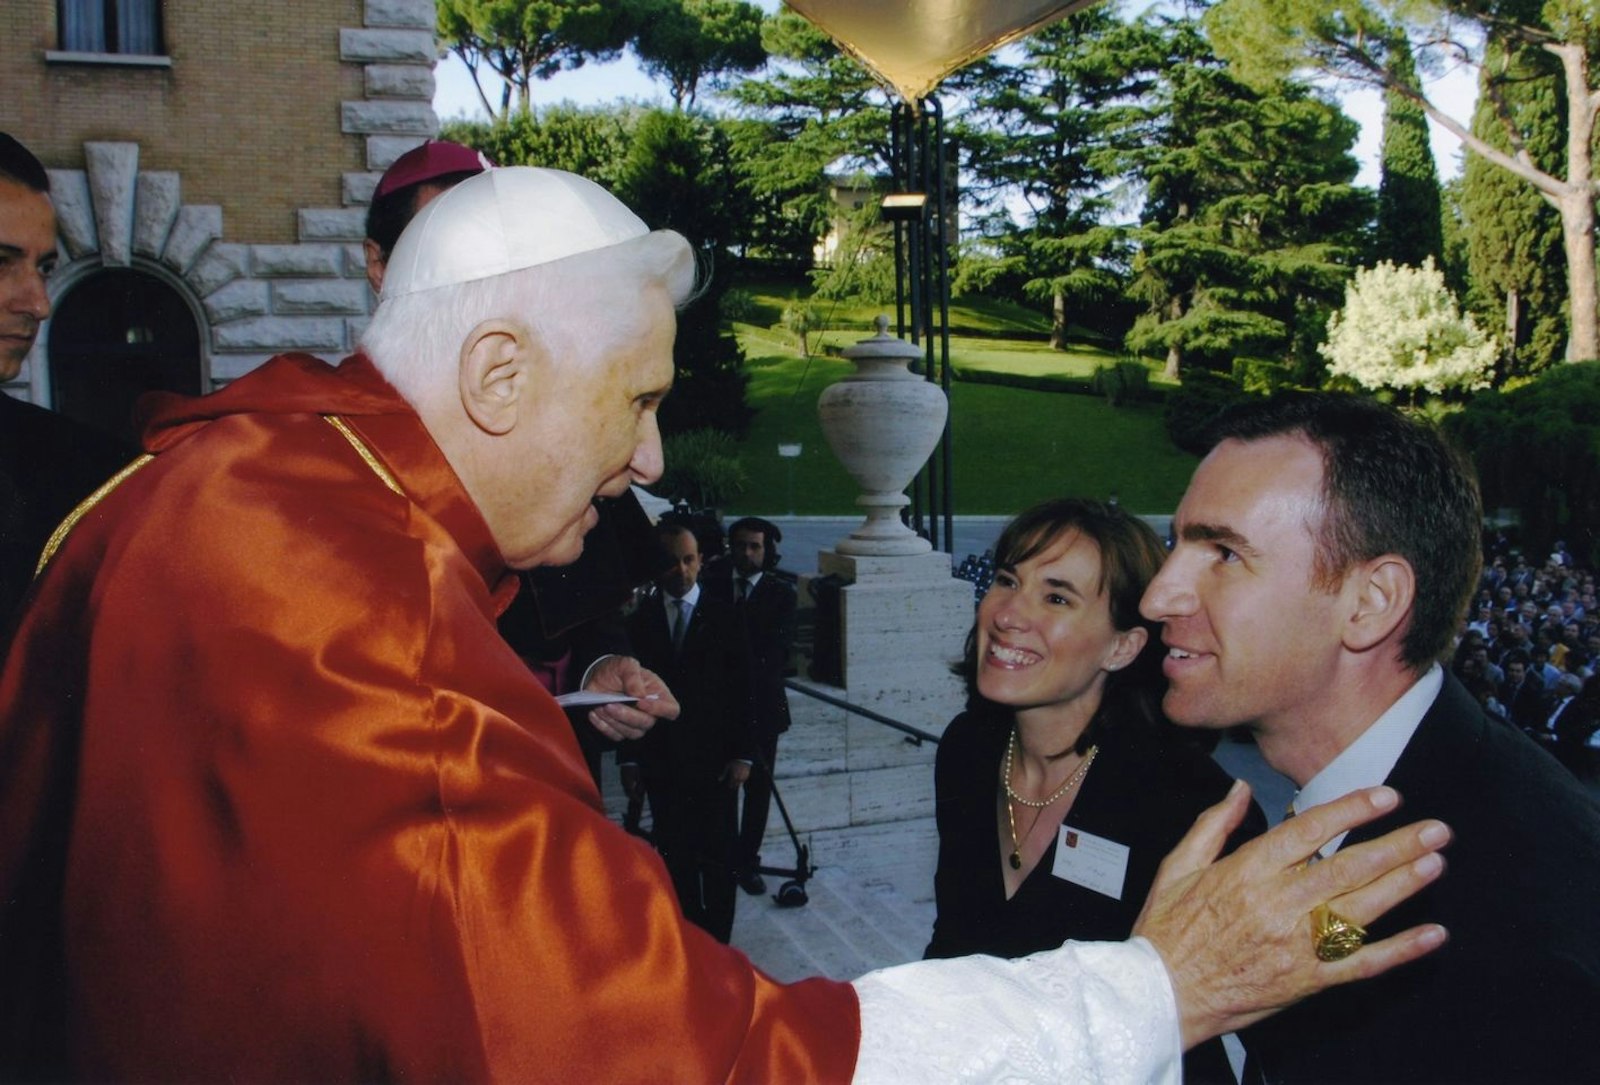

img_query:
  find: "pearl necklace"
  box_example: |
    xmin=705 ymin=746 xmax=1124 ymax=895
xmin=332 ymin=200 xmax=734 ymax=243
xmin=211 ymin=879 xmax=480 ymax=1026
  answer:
xmin=1004 ymin=727 xmax=1099 ymax=870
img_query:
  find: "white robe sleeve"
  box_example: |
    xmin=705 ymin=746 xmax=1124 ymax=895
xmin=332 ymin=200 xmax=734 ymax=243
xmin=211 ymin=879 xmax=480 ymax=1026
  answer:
xmin=850 ymin=936 xmax=1182 ymax=1084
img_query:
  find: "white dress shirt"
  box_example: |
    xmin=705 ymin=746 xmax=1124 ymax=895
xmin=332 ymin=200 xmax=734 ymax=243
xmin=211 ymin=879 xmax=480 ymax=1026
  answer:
xmin=1291 ymin=664 xmax=1443 ymax=856
xmin=666 ymin=581 xmax=701 ymax=635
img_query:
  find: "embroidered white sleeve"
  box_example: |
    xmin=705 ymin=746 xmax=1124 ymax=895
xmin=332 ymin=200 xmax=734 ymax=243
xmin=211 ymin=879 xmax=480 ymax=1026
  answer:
xmin=851 ymin=936 xmax=1182 ymax=1085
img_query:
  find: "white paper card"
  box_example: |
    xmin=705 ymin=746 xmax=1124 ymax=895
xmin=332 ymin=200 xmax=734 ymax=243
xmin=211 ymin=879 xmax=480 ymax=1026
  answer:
xmin=1051 ymin=824 xmax=1131 ymax=900
xmin=554 ymin=691 xmax=640 ymax=708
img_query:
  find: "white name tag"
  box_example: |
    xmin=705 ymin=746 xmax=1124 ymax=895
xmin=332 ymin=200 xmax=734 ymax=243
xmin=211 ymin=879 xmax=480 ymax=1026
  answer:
xmin=1051 ymin=824 xmax=1130 ymax=900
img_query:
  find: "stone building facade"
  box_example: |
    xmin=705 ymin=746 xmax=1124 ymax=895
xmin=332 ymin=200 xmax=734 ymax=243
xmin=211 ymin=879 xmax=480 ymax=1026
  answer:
xmin=1 ymin=0 xmax=442 ymax=434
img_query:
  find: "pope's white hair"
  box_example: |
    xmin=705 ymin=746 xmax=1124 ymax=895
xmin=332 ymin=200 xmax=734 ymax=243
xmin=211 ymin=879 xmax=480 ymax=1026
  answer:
xmin=360 ymin=229 xmax=697 ymax=410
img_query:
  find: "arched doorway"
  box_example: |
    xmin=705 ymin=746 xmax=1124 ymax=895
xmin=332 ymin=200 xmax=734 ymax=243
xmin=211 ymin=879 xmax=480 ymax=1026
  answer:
xmin=47 ymin=267 xmax=203 ymax=442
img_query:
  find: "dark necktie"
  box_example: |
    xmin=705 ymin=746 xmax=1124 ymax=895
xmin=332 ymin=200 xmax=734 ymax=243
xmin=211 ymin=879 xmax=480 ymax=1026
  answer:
xmin=736 ymin=577 xmax=750 ymax=603
xmin=671 ymin=597 xmax=688 ymax=651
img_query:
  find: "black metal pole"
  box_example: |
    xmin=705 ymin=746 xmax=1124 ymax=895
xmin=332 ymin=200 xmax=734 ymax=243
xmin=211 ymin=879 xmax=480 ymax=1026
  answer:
xmin=932 ymin=101 xmax=954 ymax=550
xmin=886 ymin=95 xmax=954 ymax=553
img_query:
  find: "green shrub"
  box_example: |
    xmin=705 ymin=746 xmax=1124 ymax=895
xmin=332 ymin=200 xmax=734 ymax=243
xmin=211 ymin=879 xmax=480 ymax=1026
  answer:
xmin=1445 ymin=361 xmax=1600 ymax=565
xmin=780 ymin=299 xmax=819 ymax=356
xmin=659 ymin=429 xmax=748 ymax=510
xmin=1092 ymin=360 xmax=1152 ymax=406
xmin=1231 ymin=357 xmax=1296 ymax=394
xmin=1163 ymin=370 xmax=1255 ymax=455
xmin=720 ymin=288 xmax=757 ymax=324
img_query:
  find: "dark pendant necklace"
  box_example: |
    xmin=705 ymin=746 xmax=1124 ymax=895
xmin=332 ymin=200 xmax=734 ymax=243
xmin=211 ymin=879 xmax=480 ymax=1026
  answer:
xmin=1003 ymin=728 xmax=1098 ymax=875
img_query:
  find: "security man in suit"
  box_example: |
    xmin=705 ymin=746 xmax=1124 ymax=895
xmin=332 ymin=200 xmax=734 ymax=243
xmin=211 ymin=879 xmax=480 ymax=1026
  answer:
xmin=1141 ymin=391 xmax=1600 ymax=1083
xmin=620 ymin=522 xmax=754 ymax=942
xmin=702 ymin=516 xmax=798 ymax=896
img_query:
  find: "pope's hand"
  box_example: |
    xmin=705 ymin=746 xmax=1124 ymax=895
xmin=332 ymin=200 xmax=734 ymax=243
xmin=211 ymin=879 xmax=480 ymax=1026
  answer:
xmin=584 ymin=655 xmax=680 ymax=741
xmin=1134 ymin=782 xmax=1450 ymax=1050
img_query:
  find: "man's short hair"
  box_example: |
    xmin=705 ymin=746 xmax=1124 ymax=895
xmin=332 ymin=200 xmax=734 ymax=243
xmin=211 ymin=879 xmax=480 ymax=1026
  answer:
xmin=0 ymin=132 xmax=49 ymax=193
xmin=365 ymin=170 xmax=481 ymax=261
xmin=1207 ymin=391 xmax=1482 ymax=671
xmin=656 ymin=520 xmax=696 ymax=549
xmin=727 ymin=516 xmax=782 ymax=570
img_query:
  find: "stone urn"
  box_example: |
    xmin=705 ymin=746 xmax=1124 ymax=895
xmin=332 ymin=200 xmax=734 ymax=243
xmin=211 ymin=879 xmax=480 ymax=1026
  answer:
xmin=818 ymin=316 xmax=948 ymax=556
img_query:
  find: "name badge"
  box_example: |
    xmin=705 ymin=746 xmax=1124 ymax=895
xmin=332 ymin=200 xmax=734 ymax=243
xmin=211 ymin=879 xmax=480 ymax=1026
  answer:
xmin=1052 ymin=824 xmax=1130 ymax=900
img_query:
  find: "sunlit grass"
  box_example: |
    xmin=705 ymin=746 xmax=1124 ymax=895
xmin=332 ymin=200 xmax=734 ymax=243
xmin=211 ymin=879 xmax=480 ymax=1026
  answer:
xmin=731 ymin=334 xmax=1198 ymax=516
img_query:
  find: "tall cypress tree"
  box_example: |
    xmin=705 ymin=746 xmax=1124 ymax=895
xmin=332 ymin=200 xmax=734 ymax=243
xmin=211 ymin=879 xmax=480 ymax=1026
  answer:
xmin=1458 ymin=37 xmax=1567 ymax=377
xmin=1374 ymin=44 xmax=1443 ymax=268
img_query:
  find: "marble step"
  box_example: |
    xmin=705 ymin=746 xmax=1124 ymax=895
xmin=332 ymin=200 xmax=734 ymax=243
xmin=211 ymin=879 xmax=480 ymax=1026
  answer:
xmin=730 ymin=862 xmax=935 ymax=984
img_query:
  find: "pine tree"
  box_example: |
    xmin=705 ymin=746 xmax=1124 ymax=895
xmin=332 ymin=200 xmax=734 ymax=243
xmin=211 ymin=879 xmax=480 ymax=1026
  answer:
xmin=1374 ymin=43 xmax=1443 ymax=268
xmin=721 ymin=11 xmax=891 ymax=267
xmin=952 ymin=7 xmax=1144 ymax=348
xmin=1458 ymin=37 xmax=1568 ymax=377
xmin=1116 ymin=15 xmax=1371 ymax=380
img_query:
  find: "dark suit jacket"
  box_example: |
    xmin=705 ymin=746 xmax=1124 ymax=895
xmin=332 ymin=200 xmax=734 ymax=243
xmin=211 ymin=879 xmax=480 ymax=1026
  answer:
xmin=700 ymin=561 xmax=795 ymax=744
xmin=622 ymin=589 xmax=755 ymax=787
xmin=1501 ymin=675 xmax=1548 ymax=732
xmin=1244 ymin=674 xmax=1600 ymax=1083
xmin=0 ymin=394 xmax=131 ymax=648
xmin=1545 ymin=696 xmax=1597 ymax=746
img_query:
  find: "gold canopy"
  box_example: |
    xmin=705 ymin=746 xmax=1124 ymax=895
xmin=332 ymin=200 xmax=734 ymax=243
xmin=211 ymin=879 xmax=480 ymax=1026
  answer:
xmin=787 ymin=0 xmax=1104 ymax=103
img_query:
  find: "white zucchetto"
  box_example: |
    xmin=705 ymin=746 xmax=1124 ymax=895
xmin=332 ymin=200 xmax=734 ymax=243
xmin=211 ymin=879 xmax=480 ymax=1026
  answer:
xmin=380 ymin=167 xmax=649 ymax=299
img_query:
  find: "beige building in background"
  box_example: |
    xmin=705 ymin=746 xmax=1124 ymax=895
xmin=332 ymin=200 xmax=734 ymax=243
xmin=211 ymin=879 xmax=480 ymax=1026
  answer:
xmin=0 ymin=0 xmax=441 ymax=437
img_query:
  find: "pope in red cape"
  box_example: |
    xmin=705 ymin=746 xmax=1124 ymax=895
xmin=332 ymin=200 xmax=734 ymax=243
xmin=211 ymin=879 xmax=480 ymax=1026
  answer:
xmin=0 ymin=168 xmax=858 ymax=1082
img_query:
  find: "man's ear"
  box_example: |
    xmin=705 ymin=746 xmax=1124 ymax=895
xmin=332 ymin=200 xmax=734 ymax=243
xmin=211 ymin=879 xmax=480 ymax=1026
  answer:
xmin=1344 ymin=555 xmax=1415 ymax=653
xmin=458 ymin=318 xmax=537 ymax=436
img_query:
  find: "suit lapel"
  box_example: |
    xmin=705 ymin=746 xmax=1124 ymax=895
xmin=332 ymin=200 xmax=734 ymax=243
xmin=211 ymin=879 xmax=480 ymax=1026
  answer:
xmin=1338 ymin=674 xmax=1482 ymax=855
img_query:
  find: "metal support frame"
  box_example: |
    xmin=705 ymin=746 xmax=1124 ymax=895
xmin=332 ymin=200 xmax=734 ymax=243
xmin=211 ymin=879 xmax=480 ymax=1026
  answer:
xmin=886 ymin=96 xmax=954 ymax=553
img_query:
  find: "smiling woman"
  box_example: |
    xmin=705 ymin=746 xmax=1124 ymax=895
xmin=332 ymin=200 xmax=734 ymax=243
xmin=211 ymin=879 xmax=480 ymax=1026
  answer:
xmin=925 ymin=496 xmax=1267 ymax=1084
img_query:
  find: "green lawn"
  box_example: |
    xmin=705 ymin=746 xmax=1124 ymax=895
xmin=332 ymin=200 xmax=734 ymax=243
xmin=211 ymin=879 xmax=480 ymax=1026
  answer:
xmin=739 ymin=280 xmax=1054 ymax=339
xmin=732 ymin=332 xmax=1199 ymax=516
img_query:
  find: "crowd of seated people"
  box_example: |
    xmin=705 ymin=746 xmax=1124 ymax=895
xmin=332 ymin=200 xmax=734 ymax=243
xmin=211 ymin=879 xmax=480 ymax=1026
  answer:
xmin=1452 ymin=533 xmax=1600 ymax=776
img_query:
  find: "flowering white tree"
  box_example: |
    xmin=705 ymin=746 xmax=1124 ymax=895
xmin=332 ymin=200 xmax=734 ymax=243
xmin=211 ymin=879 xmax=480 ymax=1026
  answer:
xmin=1321 ymin=258 xmax=1497 ymax=397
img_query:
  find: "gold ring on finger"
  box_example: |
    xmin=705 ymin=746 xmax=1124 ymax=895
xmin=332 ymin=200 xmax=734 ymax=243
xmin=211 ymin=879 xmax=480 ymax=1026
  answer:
xmin=1311 ymin=903 xmax=1367 ymax=962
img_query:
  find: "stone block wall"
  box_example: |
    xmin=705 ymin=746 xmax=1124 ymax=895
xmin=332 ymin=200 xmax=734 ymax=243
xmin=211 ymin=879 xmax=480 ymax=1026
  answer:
xmin=15 ymin=0 xmax=444 ymax=404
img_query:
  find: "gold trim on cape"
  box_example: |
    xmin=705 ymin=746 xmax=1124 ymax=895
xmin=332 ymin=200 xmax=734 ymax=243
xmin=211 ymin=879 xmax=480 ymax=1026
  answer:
xmin=35 ymin=454 xmax=155 ymax=577
xmin=323 ymin=414 xmax=403 ymax=496
xmin=34 ymin=415 xmax=402 ymax=581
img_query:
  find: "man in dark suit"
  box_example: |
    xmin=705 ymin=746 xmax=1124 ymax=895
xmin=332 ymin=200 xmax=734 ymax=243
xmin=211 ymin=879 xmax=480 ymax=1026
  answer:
xmin=620 ymin=522 xmax=754 ymax=942
xmin=1534 ymin=672 xmax=1599 ymax=777
xmin=701 ymin=516 xmax=797 ymax=896
xmin=1142 ymin=391 xmax=1600 ymax=1083
xmin=1498 ymin=649 xmax=1548 ymax=733
xmin=0 ymin=133 xmax=130 ymax=647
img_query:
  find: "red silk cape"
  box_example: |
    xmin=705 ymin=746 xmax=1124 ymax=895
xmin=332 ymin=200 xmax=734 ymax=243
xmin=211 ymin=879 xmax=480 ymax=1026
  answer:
xmin=0 ymin=353 xmax=859 ymax=1082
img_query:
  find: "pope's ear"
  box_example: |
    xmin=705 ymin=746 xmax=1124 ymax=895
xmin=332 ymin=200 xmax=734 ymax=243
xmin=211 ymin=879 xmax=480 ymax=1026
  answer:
xmin=1344 ymin=555 xmax=1415 ymax=654
xmin=458 ymin=318 xmax=538 ymax=436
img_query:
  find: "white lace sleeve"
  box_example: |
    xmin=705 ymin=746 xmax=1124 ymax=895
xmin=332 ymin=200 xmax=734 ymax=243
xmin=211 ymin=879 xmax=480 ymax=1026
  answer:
xmin=850 ymin=936 xmax=1182 ymax=1084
